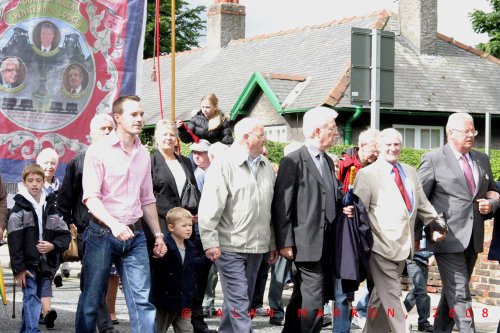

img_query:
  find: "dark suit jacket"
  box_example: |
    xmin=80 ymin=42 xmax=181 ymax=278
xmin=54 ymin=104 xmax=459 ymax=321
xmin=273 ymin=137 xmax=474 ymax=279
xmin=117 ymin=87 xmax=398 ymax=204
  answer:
xmin=488 ymin=182 xmax=500 ymax=261
xmin=150 ymin=151 xmax=198 ymax=236
xmin=272 ymin=145 xmax=339 ymax=262
xmin=419 ymin=144 xmax=499 ymax=254
xmin=149 ymin=233 xmax=207 ymax=313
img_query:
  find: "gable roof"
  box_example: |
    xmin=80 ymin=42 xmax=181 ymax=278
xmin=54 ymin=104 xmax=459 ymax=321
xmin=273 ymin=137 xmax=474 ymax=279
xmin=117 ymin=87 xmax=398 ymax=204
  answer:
xmin=141 ymin=10 xmax=500 ymax=126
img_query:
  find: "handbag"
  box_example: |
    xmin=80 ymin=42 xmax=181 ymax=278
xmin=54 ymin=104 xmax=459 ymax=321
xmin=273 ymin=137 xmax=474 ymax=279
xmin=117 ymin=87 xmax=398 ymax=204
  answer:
xmin=180 ymin=181 xmax=201 ymax=215
xmin=63 ymin=224 xmax=79 ymax=262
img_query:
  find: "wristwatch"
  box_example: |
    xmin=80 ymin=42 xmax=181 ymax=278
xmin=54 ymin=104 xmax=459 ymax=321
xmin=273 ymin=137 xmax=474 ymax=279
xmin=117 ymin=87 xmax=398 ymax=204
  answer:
xmin=154 ymin=232 xmax=164 ymax=239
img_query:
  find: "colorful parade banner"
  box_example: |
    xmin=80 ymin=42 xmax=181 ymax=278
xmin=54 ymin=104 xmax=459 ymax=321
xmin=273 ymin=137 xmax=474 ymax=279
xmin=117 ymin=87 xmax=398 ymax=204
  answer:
xmin=0 ymin=0 xmax=146 ymax=181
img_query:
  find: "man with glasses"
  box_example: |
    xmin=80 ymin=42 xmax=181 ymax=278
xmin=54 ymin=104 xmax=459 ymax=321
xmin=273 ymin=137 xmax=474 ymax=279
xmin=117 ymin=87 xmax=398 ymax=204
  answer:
xmin=1 ymin=57 xmax=20 ymax=89
xmin=199 ymin=117 xmax=278 ymax=333
xmin=418 ymin=112 xmax=498 ymax=333
xmin=273 ymin=106 xmax=352 ymax=333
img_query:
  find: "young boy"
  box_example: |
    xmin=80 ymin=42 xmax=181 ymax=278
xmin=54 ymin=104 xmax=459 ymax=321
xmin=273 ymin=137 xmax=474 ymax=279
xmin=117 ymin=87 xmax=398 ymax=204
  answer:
xmin=8 ymin=163 xmax=70 ymax=332
xmin=150 ymin=207 xmax=208 ymax=333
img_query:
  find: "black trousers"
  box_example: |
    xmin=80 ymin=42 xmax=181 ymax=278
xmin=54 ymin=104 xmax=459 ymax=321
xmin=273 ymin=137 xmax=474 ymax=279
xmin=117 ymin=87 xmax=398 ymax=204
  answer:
xmin=282 ymin=224 xmax=334 ymax=333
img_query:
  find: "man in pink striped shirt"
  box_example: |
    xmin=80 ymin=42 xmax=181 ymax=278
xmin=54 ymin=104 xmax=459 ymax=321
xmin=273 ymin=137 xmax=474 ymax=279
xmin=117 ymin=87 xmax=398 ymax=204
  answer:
xmin=76 ymin=96 xmax=167 ymax=333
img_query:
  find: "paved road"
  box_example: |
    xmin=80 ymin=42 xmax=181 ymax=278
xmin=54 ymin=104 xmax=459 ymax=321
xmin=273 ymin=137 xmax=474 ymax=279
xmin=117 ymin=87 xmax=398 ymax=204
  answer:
xmin=1 ymin=254 xmax=499 ymax=332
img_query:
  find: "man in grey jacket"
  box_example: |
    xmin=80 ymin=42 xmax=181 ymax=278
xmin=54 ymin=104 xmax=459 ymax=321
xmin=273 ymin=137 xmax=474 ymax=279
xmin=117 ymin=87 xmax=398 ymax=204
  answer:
xmin=198 ymin=117 xmax=278 ymax=333
xmin=418 ymin=112 xmax=499 ymax=333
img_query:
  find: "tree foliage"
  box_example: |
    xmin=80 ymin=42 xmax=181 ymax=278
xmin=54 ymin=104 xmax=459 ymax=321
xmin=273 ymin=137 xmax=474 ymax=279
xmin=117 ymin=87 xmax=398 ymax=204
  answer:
xmin=144 ymin=0 xmax=205 ymax=59
xmin=470 ymin=0 xmax=500 ymax=58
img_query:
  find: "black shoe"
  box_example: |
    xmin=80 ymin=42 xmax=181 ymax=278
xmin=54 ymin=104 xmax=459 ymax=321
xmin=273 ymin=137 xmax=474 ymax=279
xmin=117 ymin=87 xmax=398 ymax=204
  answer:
xmin=417 ymin=322 xmax=434 ymax=332
xmin=322 ymin=314 xmax=332 ymax=327
xmin=112 ymin=319 xmax=119 ymax=325
xmin=269 ymin=317 xmax=284 ymax=326
xmin=101 ymin=329 xmax=120 ymax=333
xmin=53 ymin=274 xmax=63 ymax=287
xmin=39 ymin=313 xmax=45 ymax=325
xmin=62 ymin=269 xmax=70 ymax=278
xmin=44 ymin=310 xmax=57 ymax=329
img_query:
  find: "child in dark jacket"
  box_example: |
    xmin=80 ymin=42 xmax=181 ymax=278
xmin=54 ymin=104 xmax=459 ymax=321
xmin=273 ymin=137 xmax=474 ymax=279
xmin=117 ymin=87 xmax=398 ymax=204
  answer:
xmin=7 ymin=163 xmax=71 ymax=332
xmin=150 ymin=207 xmax=207 ymax=333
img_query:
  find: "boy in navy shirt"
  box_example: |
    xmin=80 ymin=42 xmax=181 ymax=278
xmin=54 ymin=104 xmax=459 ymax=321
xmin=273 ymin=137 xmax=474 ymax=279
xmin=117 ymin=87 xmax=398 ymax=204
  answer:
xmin=150 ymin=207 xmax=207 ymax=333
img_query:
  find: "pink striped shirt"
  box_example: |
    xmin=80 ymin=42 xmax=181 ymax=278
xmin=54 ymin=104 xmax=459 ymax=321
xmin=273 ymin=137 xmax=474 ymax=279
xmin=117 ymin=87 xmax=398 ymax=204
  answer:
xmin=82 ymin=131 xmax=156 ymax=225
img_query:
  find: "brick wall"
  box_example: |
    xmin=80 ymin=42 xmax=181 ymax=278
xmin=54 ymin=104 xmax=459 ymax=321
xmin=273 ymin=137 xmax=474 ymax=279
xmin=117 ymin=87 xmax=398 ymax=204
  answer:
xmin=402 ymin=219 xmax=500 ymax=305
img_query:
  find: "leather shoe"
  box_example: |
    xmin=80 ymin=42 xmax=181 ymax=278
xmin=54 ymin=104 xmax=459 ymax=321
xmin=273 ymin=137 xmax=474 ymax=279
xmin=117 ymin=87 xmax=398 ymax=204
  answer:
xmin=53 ymin=274 xmax=63 ymax=288
xmin=44 ymin=309 xmax=57 ymax=329
xmin=417 ymin=322 xmax=433 ymax=332
xmin=269 ymin=317 xmax=283 ymax=326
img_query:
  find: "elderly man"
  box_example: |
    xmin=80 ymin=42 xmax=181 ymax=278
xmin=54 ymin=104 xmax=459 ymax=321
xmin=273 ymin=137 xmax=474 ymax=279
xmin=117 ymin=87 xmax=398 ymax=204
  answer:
xmin=418 ymin=112 xmax=499 ymax=333
xmin=199 ymin=117 xmax=278 ymax=333
xmin=353 ymin=128 xmax=446 ymax=333
xmin=1 ymin=57 xmax=20 ymax=89
xmin=273 ymin=106 xmax=348 ymax=333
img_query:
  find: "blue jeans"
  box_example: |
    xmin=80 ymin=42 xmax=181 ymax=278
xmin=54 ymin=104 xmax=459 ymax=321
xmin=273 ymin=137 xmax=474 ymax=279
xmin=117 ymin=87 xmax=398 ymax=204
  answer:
xmin=75 ymin=221 xmax=156 ymax=333
xmin=332 ymin=276 xmax=350 ymax=333
xmin=19 ymin=268 xmax=43 ymax=333
xmin=404 ymin=259 xmax=431 ymax=325
xmin=355 ymin=285 xmax=370 ymax=318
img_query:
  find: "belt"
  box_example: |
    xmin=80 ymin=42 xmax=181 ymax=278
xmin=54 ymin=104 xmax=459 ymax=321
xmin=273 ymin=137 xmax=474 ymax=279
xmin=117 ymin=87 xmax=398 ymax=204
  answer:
xmin=92 ymin=217 xmax=143 ymax=232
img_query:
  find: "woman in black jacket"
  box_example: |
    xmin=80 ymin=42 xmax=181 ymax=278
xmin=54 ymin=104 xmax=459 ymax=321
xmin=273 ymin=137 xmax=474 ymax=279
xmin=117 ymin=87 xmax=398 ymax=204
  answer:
xmin=177 ymin=93 xmax=233 ymax=145
xmin=150 ymin=119 xmax=214 ymax=332
xmin=151 ymin=119 xmax=198 ymax=234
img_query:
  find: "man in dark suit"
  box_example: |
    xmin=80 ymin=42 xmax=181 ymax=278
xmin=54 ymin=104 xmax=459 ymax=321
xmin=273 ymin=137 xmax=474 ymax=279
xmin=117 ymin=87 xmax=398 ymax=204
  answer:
xmin=418 ymin=112 xmax=499 ymax=333
xmin=273 ymin=106 xmax=350 ymax=333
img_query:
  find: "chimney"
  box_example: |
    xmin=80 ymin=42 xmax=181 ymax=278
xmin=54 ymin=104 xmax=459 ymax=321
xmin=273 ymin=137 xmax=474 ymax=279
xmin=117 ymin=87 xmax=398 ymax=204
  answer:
xmin=399 ymin=0 xmax=437 ymax=55
xmin=207 ymin=0 xmax=245 ymax=49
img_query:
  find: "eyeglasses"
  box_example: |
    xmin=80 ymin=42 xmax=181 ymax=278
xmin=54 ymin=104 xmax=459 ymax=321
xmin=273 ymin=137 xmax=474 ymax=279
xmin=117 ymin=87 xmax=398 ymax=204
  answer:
xmin=249 ymin=132 xmax=266 ymax=140
xmin=451 ymin=129 xmax=478 ymax=137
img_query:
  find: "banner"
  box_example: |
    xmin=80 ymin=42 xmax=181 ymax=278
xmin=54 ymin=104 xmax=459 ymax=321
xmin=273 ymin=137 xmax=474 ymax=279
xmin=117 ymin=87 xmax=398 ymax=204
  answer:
xmin=0 ymin=0 xmax=146 ymax=182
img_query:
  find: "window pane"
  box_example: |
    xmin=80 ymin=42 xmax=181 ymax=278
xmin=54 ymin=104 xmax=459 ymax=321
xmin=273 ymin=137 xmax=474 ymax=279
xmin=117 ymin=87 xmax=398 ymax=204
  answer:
xmin=430 ymin=129 xmax=440 ymax=148
xmin=405 ymin=128 xmax=415 ymax=148
xmin=420 ymin=129 xmax=430 ymax=149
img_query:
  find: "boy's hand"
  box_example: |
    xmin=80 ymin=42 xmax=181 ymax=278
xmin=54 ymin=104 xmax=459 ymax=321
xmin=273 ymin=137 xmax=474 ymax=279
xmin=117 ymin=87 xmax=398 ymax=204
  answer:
xmin=37 ymin=240 xmax=55 ymax=254
xmin=15 ymin=270 xmax=34 ymax=289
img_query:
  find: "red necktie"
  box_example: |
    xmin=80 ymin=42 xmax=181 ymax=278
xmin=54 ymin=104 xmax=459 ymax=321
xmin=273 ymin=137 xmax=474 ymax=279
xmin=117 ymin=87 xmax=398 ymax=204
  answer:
xmin=392 ymin=166 xmax=412 ymax=211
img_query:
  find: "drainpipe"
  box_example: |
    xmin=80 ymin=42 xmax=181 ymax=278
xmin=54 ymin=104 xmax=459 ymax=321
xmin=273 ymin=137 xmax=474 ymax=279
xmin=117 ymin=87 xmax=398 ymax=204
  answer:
xmin=344 ymin=105 xmax=363 ymax=145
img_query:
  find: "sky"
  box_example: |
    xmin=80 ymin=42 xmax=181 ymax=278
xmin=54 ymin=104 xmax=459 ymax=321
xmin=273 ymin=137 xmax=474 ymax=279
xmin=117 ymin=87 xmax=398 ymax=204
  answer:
xmin=186 ymin=0 xmax=493 ymax=47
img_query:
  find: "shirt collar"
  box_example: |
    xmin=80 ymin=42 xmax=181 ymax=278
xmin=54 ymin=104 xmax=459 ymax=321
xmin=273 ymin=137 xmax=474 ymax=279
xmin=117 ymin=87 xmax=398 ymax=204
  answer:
xmin=230 ymin=144 xmax=263 ymax=167
xmin=448 ymin=145 xmax=471 ymax=162
xmin=107 ymin=130 xmax=141 ymax=150
xmin=305 ymin=142 xmax=322 ymax=159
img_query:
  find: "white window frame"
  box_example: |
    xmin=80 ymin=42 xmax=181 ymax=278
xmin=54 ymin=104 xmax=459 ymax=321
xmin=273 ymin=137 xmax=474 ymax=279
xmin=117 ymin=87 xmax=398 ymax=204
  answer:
xmin=264 ymin=125 xmax=287 ymax=143
xmin=393 ymin=124 xmax=444 ymax=149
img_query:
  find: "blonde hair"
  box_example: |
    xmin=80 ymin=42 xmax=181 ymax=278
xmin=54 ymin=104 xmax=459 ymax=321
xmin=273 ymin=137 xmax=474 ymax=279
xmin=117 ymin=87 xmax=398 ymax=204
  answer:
xmin=201 ymin=93 xmax=226 ymax=131
xmin=154 ymin=119 xmax=178 ymax=147
xmin=166 ymin=207 xmax=193 ymax=226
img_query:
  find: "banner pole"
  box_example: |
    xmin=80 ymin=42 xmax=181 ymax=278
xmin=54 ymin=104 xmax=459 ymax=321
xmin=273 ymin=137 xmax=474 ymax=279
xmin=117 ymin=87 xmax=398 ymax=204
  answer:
xmin=171 ymin=0 xmax=176 ymax=121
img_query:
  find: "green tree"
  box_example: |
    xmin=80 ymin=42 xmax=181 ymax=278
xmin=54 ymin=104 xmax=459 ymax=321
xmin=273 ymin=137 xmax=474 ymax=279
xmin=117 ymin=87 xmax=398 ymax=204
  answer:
xmin=470 ymin=0 xmax=500 ymax=58
xmin=144 ymin=0 xmax=205 ymax=58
